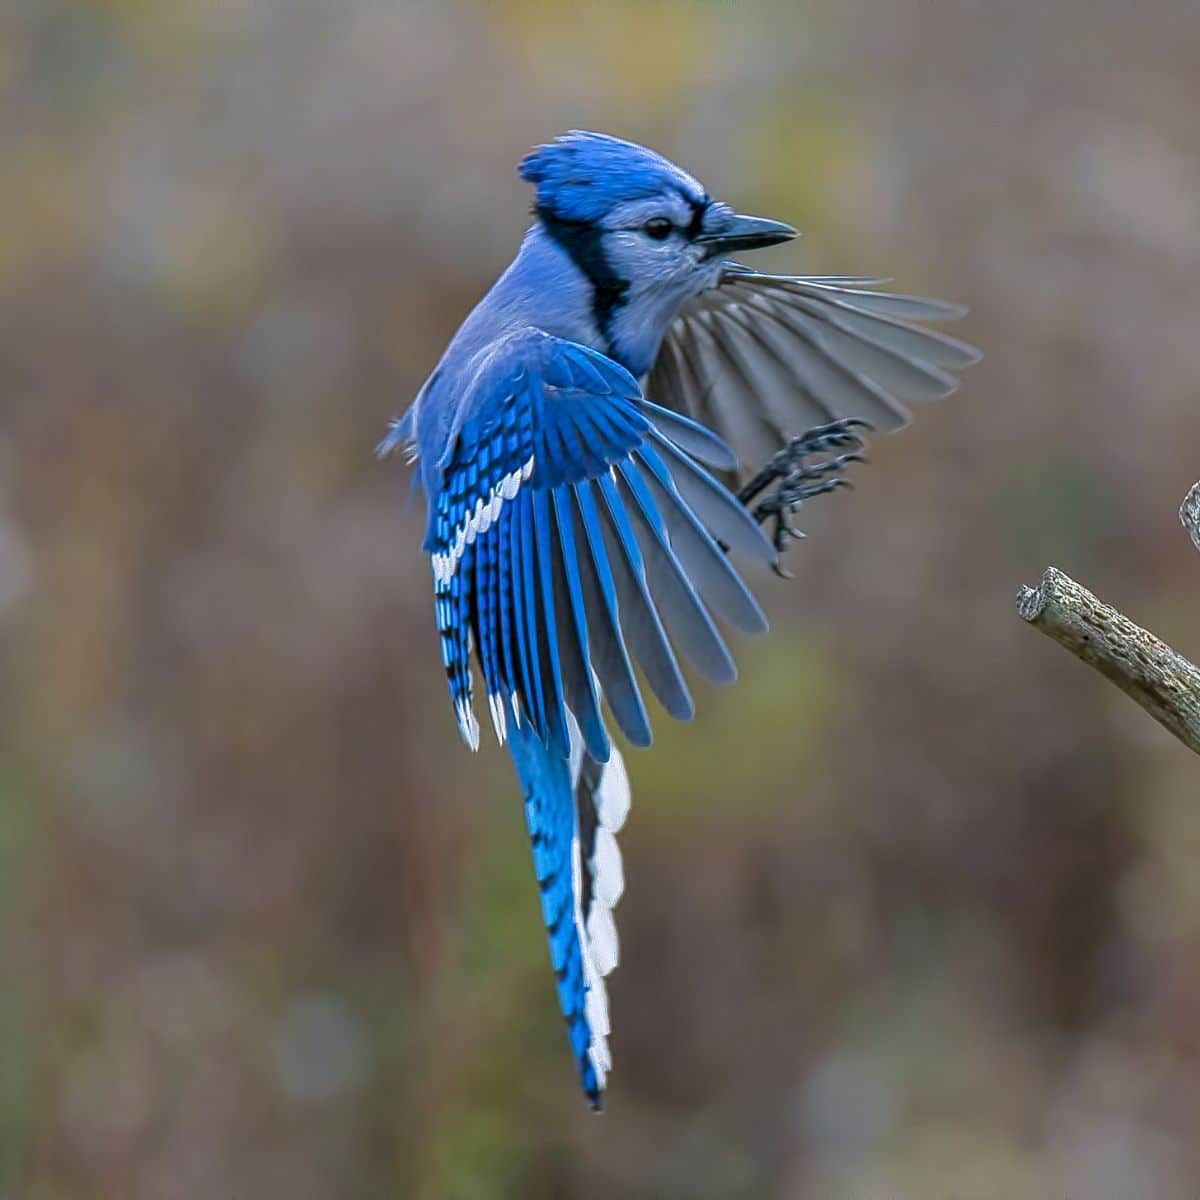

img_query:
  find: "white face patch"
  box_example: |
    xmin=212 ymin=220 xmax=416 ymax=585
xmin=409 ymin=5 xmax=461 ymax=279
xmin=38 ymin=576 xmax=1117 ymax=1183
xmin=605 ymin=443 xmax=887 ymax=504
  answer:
xmin=593 ymin=191 xmax=724 ymax=378
xmin=602 ymin=248 xmax=722 ymax=380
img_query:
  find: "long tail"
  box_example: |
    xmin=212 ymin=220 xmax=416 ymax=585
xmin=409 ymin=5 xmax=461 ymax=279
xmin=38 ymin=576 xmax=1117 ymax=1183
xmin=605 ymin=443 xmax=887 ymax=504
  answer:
xmin=508 ymin=713 xmax=630 ymax=1110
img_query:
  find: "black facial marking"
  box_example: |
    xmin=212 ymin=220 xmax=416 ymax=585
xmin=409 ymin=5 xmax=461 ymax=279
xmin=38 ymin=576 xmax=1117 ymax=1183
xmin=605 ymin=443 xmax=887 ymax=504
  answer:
xmin=684 ymin=196 xmax=709 ymax=240
xmin=536 ymin=206 xmax=629 ymax=347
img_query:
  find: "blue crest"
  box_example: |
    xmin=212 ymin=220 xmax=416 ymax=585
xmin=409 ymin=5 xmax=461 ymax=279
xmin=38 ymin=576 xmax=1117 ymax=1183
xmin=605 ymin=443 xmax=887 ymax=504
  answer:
xmin=518 ymin=131 xmax=706 ymax=224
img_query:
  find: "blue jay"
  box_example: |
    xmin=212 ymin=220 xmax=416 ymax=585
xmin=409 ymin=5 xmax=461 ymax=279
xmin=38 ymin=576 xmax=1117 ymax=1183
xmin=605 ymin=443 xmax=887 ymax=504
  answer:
xmin=380 ymin=132 xmax=978 ymax=1108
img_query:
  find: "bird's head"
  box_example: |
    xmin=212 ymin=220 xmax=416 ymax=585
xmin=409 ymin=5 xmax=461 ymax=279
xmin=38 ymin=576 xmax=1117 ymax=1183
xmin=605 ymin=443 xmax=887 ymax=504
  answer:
xmin=519 ymin=131 xmax=796 ymax=371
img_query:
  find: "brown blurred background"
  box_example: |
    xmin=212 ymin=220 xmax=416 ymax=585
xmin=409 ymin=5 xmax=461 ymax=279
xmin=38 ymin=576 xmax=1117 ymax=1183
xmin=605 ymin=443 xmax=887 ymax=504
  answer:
xmin=4 ymin=1 xmax=1200 ymax=1197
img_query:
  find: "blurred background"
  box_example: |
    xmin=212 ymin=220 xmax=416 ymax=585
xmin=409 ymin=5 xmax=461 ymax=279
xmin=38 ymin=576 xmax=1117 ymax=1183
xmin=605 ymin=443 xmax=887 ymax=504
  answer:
xmin=4 ymin=1 xmax=1200 ymax=1197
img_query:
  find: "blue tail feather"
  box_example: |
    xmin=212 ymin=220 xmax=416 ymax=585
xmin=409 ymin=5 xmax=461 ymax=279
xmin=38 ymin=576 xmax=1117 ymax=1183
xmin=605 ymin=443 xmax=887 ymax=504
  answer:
xmin=508 ymin=716 xmax=606 ymax=1109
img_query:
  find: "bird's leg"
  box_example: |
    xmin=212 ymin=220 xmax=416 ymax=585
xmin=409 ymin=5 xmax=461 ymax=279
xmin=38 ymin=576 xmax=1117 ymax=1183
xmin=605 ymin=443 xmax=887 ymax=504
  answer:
xmin=738 ymin=418 xmax=872 ymax=577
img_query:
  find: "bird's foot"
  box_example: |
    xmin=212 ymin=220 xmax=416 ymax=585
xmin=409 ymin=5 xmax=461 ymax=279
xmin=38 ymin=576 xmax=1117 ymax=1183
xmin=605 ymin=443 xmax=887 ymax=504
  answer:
xmin=738 ymin=419 xmax=872 ymax=578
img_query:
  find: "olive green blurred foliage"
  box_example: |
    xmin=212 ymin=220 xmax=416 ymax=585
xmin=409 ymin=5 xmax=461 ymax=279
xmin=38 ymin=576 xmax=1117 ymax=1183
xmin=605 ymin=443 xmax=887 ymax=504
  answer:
xmin=3 ymin=1 xmax=1200 ymax=1197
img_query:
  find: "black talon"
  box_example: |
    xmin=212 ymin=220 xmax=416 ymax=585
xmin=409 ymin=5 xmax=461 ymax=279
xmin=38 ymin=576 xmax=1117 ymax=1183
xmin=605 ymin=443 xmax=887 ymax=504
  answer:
xmin=739 ymin=418 xmax=872 ymax=574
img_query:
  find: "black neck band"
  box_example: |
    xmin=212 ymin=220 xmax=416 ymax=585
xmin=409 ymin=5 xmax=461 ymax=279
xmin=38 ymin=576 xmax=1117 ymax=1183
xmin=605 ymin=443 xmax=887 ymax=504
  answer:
xmin=536 ymin=207 xmax=629 ymax=347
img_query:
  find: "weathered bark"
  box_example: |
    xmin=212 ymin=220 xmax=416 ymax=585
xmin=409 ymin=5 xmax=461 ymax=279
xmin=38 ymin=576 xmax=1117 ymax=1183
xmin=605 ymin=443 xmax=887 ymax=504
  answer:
xmin=1181 ymin=480 xmax=1200 ymax=555
xmin=1017 ymin=566 xmax=1200 ymax=756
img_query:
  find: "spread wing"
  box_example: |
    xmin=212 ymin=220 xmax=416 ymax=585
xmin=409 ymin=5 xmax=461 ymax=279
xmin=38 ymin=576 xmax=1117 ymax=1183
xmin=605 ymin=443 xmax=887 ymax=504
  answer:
xmin=645 ymin=267 xmax=982 ymax=471
xmin=430 ymin=327 xmax=775 ymax=762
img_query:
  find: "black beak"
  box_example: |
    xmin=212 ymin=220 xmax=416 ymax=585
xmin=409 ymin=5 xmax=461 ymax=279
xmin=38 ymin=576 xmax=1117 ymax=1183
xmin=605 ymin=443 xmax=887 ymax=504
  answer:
xmin=695 ymin=213 xmax=797 ymax=257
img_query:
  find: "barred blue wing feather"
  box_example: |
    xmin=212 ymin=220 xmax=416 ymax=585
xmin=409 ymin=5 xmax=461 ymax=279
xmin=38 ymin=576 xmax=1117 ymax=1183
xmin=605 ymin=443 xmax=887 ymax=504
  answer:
xmin=428 ymin=327 xmax=771 ymax=753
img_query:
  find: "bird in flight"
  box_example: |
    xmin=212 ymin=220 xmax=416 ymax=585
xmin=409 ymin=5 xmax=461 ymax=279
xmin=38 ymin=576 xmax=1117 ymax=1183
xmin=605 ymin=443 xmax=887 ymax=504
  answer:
xmin=380 ymin=131 xmax=979 ymax=1108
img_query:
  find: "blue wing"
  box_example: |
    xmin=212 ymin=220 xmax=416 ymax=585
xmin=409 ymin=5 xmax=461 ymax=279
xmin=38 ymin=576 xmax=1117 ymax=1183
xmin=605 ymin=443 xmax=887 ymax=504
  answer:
xmin=429 ymin=327 xmax=773 ymax=761
xmin=425 ymin=327 xmax=773 ymax=1108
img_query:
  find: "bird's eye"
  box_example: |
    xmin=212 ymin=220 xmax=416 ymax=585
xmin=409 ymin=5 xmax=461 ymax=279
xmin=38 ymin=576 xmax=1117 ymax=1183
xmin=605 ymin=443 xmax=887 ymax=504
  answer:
xmin=642 ymin=218 xmax=673 ymax=241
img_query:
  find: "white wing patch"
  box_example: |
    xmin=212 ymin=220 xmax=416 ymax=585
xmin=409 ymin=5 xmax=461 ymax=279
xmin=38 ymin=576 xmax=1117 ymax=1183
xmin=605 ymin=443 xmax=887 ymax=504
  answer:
xmin=431 ymin=455 xmax=534 ymax=587
xmin=486 ymin=691 xmax=509 ymax=744
xmin=454 ymin=696 xmax=481 ymax=752
xmin=434 ymin=454 xmax=534 ymax=750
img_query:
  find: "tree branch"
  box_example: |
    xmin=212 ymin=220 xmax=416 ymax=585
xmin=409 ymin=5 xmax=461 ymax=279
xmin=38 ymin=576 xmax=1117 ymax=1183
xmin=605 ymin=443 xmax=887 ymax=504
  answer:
xmin=1181 ymin=480 xmax=1200 ymax=555
xmin=1017 ymin=566 xmax=1200 ymax=756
